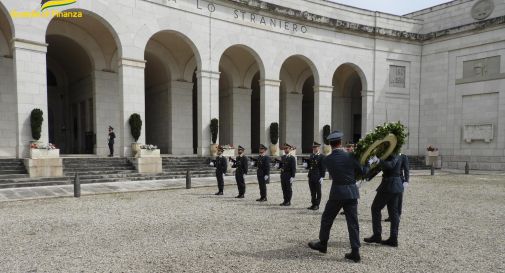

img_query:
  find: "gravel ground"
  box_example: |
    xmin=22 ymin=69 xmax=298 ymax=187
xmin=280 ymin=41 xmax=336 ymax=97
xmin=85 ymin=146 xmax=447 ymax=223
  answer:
xmin=0 ymin=174 xmax=504 ymax=273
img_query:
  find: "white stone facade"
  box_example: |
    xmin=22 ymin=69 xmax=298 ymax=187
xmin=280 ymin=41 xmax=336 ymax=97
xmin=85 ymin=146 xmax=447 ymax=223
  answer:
xmin=0 ymin=0 xmax=504 ymax=170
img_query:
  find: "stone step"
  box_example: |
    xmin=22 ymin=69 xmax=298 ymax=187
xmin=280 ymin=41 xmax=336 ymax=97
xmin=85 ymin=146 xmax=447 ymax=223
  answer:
xmin=0 ymin=169 xmax=28 ymax=175
xmin=0 ymin=174 xmax=29 ymax=180
xmin=0 ymin=180 xmax=70 ymax=189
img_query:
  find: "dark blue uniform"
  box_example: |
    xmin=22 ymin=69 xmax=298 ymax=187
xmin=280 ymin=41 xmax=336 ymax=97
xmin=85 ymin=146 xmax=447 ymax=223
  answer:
xmin=371 ymin=155 xmax=404 ymax=241
xmin=319 ymin=149 xmax=366 ymax=250
xmin=214 ymin=156 xmax=227 ymax=193
xmin=280 ymin=154 xmax=296 ymax=204
xmin=256 ymin=155 xmax=270 ymax=199
xmin=398 ymin=154 xmax=410 ymax=216
xmin=307 ymin=153 xmax=325 ymax=206
xmin=233 ymin=155 xmax=248 ymax=196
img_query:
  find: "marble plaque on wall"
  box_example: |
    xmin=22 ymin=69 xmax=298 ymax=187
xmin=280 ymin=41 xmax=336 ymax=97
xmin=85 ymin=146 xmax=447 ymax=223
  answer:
xmin=389 ymin=65 xmax=406 ymax=88
xmin=462 ymin=56 xmax=500 ymax=79
xmin=463 ymin=124 xmax=494 ymax=143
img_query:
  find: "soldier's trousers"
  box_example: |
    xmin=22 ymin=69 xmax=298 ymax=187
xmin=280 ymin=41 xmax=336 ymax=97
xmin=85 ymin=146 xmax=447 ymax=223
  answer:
xmin=216 ymin=173 xmax=224 ymax=192
xmin=257 ymin=174 xmax=267 ymax=199
xmin=371 ymin=191 xmax=401 ymax=239
xmin=108 ymin=143 xmax=114 ymax=156
xmin=235 ymin=173 xmax=246 ymax=195
xmin=319 ymin=199 xmax=360 ymax=249
xmin=308 ymin=177 xmax=322 ymax=206
xmin=280 ymin=173 xmax=293 ymax=203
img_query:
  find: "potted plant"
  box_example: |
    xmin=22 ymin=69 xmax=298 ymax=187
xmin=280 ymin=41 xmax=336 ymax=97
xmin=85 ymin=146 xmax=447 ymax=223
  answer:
xmin=129 ymin=113 xmax=142 ymax=157
xmin=322 ymin=124 xmax=332 ymax=155
xmin=210 ymin=118 xmax=219 ymax=156
xmin=425 ymin=145 xmax=440 ymax=167
xmin=269 ymin=122 xmax=279 ymax=156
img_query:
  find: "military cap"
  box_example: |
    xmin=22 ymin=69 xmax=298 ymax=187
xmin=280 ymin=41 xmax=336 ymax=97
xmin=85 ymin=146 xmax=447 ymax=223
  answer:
xmin=312 ymin=141 xmax=321 ymax=147
xmin=108 ymin=126 xmax=114 ymax=130
xmin=238 ymin=145 xmax=245 ymax=151
xmin=283 ymin=143 xmax=293 ymax=149
xmin=217 ymin=145 xmax=224 ymax=152
xmin=259 ymin=144 xmax=267 ymax=150
xmin=327 ymin=131 xmax=344 ymax=141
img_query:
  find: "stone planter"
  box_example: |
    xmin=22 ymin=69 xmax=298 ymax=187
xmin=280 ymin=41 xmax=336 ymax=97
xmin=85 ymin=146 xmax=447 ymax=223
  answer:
xmin=427 ymin=151 xmax=439 ymax=157
xmin=269 ymin=144 xmax=279 ymax=156
xmin=30 ymin=148 xmax=60 ymax=159
xmin=426 ymin=151 xmax=441 ymax=168
xmin=222 ymin=148 xmax=235 ymax=157
xmin=131 ymin=143 xmax=142 ymax=157
xmin=210 ymin=144 xmax=218 ymax=156
xmin=137 ymin=149 xmax=160 ymax=158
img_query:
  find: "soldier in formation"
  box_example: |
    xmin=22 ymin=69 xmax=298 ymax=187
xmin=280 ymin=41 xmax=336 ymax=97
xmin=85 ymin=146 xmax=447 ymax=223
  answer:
xmin=255 ymin=144 xmax=270 ymax=202
xmin=277 ymin=143 xmax=296 ymax=206
xmin=304 ymin=142 xmax=325 ymax=210
xmin=230 ymin=145 xmax=248 ymax=198
xmin=211 ymin=146 xmax=227 ymax=195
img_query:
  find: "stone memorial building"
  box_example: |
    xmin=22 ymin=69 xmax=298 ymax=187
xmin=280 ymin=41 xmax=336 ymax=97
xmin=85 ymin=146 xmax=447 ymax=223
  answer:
xmin=0 ymin=0 xmax=504 ymax=170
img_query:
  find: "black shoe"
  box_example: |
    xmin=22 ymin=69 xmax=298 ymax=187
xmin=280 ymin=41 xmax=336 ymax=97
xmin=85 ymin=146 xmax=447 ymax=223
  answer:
xmin=284 ymin=202 xmax=291 ymax=206
xmin=380 ymin=238 xmax=398 ymax=247
xmin=256 ymin=197 xmax=267 ymax=202
xmin=364 ymin=235 xmax=382 ymax=244
xmin=215 ymin=191 xmax=223 ymax=195
xmin=308 ymin=240 xmax=327 ymax=253
xmin=235 ymin=194 xmax=244 ymax=198
xmin=280 ymin=202 xmax=286 ymax=206
xmin=307 ymin=205 xmax=319 ymax=210
xmin=345 ymin=248 xmax=361 ymax=263
xmin=384 ymin=217 xmax=391 ymax=222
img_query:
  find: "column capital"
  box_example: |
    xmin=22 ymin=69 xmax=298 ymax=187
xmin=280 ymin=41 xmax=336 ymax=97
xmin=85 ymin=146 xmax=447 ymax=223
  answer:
xmin=119 ymin=57 xmax=146 ymax=69
xmin=11 ymin=38 xmax=47 ymax=53
xmin=197 ymin=70 xmax=220 ymax=80
xmin=260 ymin=79 xmax=281 ymax=87
xmin=314 ymin=85 xmax=333 ymax=93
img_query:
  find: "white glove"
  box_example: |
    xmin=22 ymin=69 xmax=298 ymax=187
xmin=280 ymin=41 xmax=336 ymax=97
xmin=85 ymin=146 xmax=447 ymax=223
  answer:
xmin=209 ymin=162 xmax=214 ymax=167
xmin=403 ymin=182 xmax=409 ymax=189
xmin=302 ymin=162 xmax=308 ymax=168
xmin=368 ymin=156 xmax=380 ymax=165
xmin=264 ymin=175 xmax=269 ymax=181
xmin=290 ymin=177 xmax=295 ymax=184
xmin=222 ymin=173 xmax=225 ymax=179
xmin=319 ymin=178 xmax=323 ymax=184
xmin=274 ymin=163 xmax=279 ymax=169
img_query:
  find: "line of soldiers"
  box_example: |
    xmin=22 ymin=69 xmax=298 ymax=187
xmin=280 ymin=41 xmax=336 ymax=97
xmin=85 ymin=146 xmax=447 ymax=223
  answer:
xmin=210 ymin=131 xmax=410 ymax=263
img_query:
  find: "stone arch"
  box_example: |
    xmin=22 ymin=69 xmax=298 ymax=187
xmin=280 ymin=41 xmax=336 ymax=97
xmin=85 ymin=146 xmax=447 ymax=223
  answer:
xmin=219 ymin=55 xmax=242 ymax=88
xmin=0 ymin=2 xmax=13 ymax=56
xmin=332 ymin=63 xmax=368 ymax=144
xmin=144 ymin=30 xmax=202 ymax=154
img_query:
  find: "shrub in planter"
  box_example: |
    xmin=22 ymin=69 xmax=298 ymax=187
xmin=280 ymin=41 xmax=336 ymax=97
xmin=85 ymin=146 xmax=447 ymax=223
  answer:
xmin=129 ymin=113 xmax=142 ymax=142
xmin=323 ymin=125 xmax=331 ymax=145
xmin=269 ymin=122 xmax=279 ymax=145
xmin=210 ymin=118 xmax=219 ymax=144
xmin=30 ymin=109 xmax=44 ymax=141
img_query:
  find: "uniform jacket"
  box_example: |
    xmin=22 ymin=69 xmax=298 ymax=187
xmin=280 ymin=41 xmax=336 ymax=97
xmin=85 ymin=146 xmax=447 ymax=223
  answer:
xmin=308 ymin=153 xmax=325 ymax=180
xmin=400 ymin=154 xmax=410 ymax=183
xmin=323 ymin=149 xmax=366 ymax=200
xmin=376 ymin=155 xmax=404 ymax=194
xmin=108 ymin=132 xmax=116 ymax=144
xmin=214 ymin=156 xmax=227 ymax=175
xmin=280 ymin=154 xmax=296 ymax=178
xmin=234 ymin=155 xmax=248 ymax=175
xmin=256 ymin=155 xmax=270 ymax=176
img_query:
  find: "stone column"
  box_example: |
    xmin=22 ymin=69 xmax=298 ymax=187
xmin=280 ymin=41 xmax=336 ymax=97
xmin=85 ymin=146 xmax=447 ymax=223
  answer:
xmin=94 ymin=70 xmax=120 ymax=156
xmin=12 ymin=39 xmax=48 ymax=158
xmin=283 ymin=92 xmax=303 ymax=150
xmin=197 ymin=70 xmax=220 ymax=156
xmin=259 ymin=79 xmax=281 ymax=147
xmin=169 ymin=80 xmax=194 ymax=155
xmin=314 ymin=85 xmax=333 ymax=143
xmin=118 ymin=58 xmax=146 ymax=157
xmin=362 ymin=90 xmax=374 ymax=135
xmin=332 ymin=96 xmax=352 ymax=143
xmin=230 ymin=87 xmax=252 ymax=150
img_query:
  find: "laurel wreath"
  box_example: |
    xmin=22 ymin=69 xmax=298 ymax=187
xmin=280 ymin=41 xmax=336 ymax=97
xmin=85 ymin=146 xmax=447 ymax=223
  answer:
xmin=353 ymin=121 xmax=408 ymax=164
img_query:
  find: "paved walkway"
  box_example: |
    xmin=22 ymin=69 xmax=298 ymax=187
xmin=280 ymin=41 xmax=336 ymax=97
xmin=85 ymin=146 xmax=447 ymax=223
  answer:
xmin=0 ymin=169 xmax=502 ymax=202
